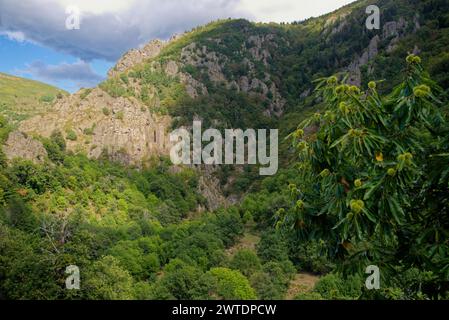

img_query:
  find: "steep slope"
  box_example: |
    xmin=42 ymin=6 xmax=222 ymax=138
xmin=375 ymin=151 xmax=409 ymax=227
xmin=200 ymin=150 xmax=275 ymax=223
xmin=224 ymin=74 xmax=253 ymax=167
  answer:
xmin=1 ymin=0 xmax=449 ymax=301
xmin=9 ymin=0 xmax=449 ymax=191
xmin=0 ymin=72 xmax=67 ymax=123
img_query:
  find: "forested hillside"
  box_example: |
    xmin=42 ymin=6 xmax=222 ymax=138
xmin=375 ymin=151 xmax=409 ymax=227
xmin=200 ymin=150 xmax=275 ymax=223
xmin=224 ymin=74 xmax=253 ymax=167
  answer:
xmin=0 ymin=0 xmax=448 ymax=300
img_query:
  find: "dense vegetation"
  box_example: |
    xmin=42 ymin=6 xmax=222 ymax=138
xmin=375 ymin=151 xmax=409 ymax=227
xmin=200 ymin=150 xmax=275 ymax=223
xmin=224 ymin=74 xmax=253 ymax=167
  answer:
xmin=247 ymin=56 xmax=449 ymax=299
xmin=1 ymin=55 xmax=447 ymax=300
xmin=1 ymin=0 xmax=448 ymax=300
xmin=97 ymin=0 xmax=449 ymax=193
xmin=0 ymin=126 xmax=298 ymax=299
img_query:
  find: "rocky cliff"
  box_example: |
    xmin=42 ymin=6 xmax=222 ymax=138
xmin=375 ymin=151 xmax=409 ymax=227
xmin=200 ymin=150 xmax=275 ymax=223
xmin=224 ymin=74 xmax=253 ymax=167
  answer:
xmin=5 ymin=0 xmax=445 ymax=204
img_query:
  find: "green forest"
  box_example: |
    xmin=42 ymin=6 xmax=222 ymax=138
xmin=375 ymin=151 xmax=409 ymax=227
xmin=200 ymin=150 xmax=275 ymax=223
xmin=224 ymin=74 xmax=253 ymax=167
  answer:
xmin=1 ymin=0 xmax=449 ymax=300
xmin=1 ymin=55 xmax=448 ymax=300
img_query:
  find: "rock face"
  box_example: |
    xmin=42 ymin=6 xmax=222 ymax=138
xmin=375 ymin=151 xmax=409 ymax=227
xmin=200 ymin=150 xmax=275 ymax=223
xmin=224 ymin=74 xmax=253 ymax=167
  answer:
xmin=181 ymin=42 xmax=228 ymax=83
xmin=108 ymin=40 xmax=167 ymax=77
xmin=179 ymin=37 xmax=286 ymax=116
xmin=197 ymin=165 xmax=228 ymax=211
xmin=347 ymin=17 xmax=413 ymax=86
xmin=3 ymin=131 xmax=47 ymax=164
xmin=247 ymin=34 xmax=275 ymax=66
xmin=15 ymin=26 xmax=289 ymax=169
xmin=348 ymin=35 xmax=380 ymax=86
xmin=20 ymin=88 xmax=172 ymax=167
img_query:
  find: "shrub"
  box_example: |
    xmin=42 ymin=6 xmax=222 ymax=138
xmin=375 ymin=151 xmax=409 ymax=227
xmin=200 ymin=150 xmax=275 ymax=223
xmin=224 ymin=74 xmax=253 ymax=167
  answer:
xmin=83 ymin=125 xmax=95 ymax=136
xmin=66 ymin=130 xmax=77 ymax=141
xmin=39 ymin=95 xmax=55 ymax=103
xmin=250 ymin=272 xmax=285 ymax=300
xmin=116 ymin=111 xmax=124 ymax=121
xmin=257 ymin=232 xmax=289 ymax=263
xmin=102 ymin=107 xmax=111 ymax=116
xmin=207 ymin=267 xmax=257 ymax=300
xmin=229 ymin=249 xmax=262 ymax=277
xmin=313 ymin=273 xmax=363 ymax=300
xmin=293 ymin=240 xmax=335 ymax=274
xmin=80 ymin=89 xmax=92 ymax=100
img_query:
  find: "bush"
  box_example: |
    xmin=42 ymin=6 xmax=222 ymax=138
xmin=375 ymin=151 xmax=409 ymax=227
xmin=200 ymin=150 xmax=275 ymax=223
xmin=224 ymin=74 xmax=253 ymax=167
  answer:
xmin=102 ymin=107 xmax=111 ymax=116
xmin=80 ymin=89 xmax=92 ymax=100
xmin=154 ymin=261 xmax=211 ymax=300
xmin=42 ymin=131 xmax=66 ymax=163
xmin=83 ymin=256 xmax=136 ymax=300
xmin=229 ymin=249 xmax=262 ymax=277
xmin=116 ymin=111 xmax=124 ymax=121
xmin=293 ymin=240 xmax=335 ymax=274
xmin=207 ymin=267 xmax=257 ymax=300
xmin=108 ymin=239 xmax=160 ymax=280
xmin=39 ymin=95 xmax=55 ymax=103
xmin=313 ymin=273 xmax=363 ymax=300
xmin=242 ymin=211 xmax=254 ymax=225
xmin=83 ymin=126 xmax=95 ymax=136
xmin=66 ymin=130 xmax=77 ymax=141
xmin=257 ymin=232 xmax=289 ymax=263
xmin=250 ymin=272 xmax=285 ymax=300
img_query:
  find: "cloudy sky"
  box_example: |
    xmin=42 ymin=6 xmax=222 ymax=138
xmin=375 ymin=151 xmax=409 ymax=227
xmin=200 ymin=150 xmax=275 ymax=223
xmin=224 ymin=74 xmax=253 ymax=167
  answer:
xmin=0 ymin=0 xmax=356 ymax=92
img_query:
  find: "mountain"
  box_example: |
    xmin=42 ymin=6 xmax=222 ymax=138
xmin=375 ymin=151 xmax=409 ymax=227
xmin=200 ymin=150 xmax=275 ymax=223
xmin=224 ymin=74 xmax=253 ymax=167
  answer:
xmin=1 ymin=0 xmax=448 ymax=301
xmin=15 ymin=0 xmax=449 ymax=148
xmin=0 ymin=72 xmax=67 ymax=124
xmin=7 ymin=0 xmax=448 ymax=198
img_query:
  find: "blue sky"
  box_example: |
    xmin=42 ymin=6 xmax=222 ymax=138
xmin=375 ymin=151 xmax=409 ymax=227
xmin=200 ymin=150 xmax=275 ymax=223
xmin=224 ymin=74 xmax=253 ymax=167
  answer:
xmin=0 ymin=0 xmax=355 ymax=93
xmin=0 ymin=35 xmax=111 ymax=92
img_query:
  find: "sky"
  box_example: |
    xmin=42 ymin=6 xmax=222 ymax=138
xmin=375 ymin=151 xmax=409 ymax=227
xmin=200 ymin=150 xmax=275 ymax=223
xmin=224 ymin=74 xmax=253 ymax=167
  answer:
xmin=0 ymin=0 xmax=356 ymax=92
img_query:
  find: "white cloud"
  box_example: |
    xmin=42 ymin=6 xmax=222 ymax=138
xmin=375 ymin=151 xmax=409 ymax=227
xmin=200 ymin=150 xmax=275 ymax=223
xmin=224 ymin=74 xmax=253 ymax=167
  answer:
xmin=0 ymin=0 xmax=357 ymax=62
xmin=18 ymin=60 xmax=104 ymax=88
xmin=236 ymin=0 xmax=357 ymax=23
xmin=0 ymin=31 xmax=28 ymax=42
xmin=55 ymin=0 xmax=135 ymax=14
xmin=0 ymin=0 xmax=245 ymax=61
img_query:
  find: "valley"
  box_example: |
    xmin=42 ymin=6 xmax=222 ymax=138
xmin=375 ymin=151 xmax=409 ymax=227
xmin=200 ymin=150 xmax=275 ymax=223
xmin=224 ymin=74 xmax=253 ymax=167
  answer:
xmin=0 ymin=0 xmax=448 ymax=301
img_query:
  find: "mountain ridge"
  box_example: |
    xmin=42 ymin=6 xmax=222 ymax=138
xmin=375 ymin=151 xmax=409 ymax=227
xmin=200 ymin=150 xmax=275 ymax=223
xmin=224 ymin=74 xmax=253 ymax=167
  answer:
xmin=3 ymin=0 xmax=449 ymax=195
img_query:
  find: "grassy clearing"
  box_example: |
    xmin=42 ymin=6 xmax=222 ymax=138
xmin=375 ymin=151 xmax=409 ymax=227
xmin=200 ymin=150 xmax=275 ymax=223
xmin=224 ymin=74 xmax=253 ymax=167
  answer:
xmin=0 ymin=72 xmax=67 ymax=123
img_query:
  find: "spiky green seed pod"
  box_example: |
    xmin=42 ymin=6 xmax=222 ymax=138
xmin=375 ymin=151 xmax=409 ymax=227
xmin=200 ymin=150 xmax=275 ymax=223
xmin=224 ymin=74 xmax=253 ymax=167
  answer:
xmin=406 ymin=54 xmax=422 ymax=64
xmin=350 ymin=200 xmax=365 ymax=214
xmin=339 ymin=102 xmax=349 ymax=114
xmin=294 ymin=129 xmax=304 ymax=139
xmin=354 ymin=179 xmax=363 ymax=188
xmin=349 ymin=129 xmax=363 ymax=137
xmin=335 ymin=84 xmax=349 ymax=95
xmin=327 ymin=76 xmax=338 ymax=85
xmin=406 ymin=54 xmax=415 ymax=64
xmin=324 ymin=111 xmax=335 ymax=121
xmin=297 ymin=141 xmax=308 ymax=152
xmin=349 ymin=85 xmax=361 ymax=94
xmin=397 ymin=152 xmax=413 ymax=165
xmin=296 ymin=200 xmax=305 ymax=210
xmin=387 ymin=168 xmax=396 ymax=176
xmin=413 ymin=85 xmax=431 ymax=98
xmin=368 ymin=81 xmax=376 ymax=90
xmin=404 ymin=152 xmax=413 ymax=160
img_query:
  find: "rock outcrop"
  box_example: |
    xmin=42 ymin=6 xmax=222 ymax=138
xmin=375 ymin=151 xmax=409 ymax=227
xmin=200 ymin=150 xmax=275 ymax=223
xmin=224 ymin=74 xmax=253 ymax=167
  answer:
xmin=197 ymin=165 xmax=228 ymax=211
xmin=3 ymin=131 xmax=47 ymax=164
xmin=20 ymin=88 xmax=172 ymax=167
xmin=347 ymin=17 xmax=413 ymax=86
xmin=348 ymin=35 xmax=380 ymax=86
xmin=108 ymin=40 xmax=167 ymax=77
